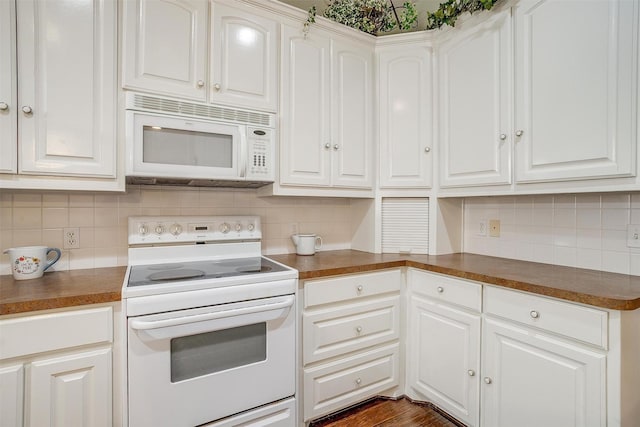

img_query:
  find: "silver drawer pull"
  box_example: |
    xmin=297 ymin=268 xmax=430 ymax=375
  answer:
xmin=356 ymin=326 xmax=363 ymax=334
xmin=468 ymin=370 xmax=475 ymax=377
xmin=356 ymin=285 xmax=363 ymax=293
xmin=530 ymin=310 xmax=540 ymax=319
xmin=355 ymin=378 xmax=362 ymax=385
xmin=484 ymin=377 xmax=492 ymax=384
xmin=437 ymin=286 xmax=444 ymax=293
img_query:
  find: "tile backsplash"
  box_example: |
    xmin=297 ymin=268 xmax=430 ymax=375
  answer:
xmin=0 ymin=186 xmax=353 ymax=275
xmin=464 ymin=193 xmax=640 ymax=276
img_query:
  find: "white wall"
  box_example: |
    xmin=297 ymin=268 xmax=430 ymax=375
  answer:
xmin=0 ymin=186 xmax=354 ymax=274
xmin=463 ymin=192 xmax=640 ymax=276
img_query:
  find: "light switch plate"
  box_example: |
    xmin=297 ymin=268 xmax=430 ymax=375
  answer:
xmin=627 ymin=224 xmax=640 ymax=248
xmin=489 ymin=219 xmax=501 ymax=237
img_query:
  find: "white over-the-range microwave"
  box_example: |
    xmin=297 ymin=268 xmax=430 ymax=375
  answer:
xmin=125 ymin=92 xmax=275 ymax=188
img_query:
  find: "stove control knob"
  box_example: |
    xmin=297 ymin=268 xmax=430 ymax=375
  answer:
xmin=247 ymin=223 xmax=255 ymax=232
xmin=170 ymin=223 xmax=183 ymax=236
xmin=219 ymin=222 xmax=230 ymax=233
xmin=138 ymin=224 xmax=148 ymax=236
xmin=235 ymin=223 xmax=243 ymax=232
xmin=155 ymin=225 xmax=165 ymax=235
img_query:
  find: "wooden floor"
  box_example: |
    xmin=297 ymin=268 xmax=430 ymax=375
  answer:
xmin=309 ymin=398 xmax=463 ymax=427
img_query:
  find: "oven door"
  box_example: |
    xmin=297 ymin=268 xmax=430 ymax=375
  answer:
xmin=126 ymin=111 xmax=246 ymax=180
xmin=127 ymin=294 xmax=295 ymax=427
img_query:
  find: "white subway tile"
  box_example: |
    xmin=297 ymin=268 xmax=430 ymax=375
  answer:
xmin=630 ymin=253 xmax=640 ymax=276
xmin=553 ymin=208 xmax=576 ymax=228
xmin=601 ymin=251 xmax=629 ymax=274
xmin=552 ymin=227 xmax=576 ymax=247
xmin=576 ymin=208 xmax=601 ymax=229
xmin=42 ymin=208 xmax=68 ymax=229
xmin=43 ymin=193 xmax=69 ymax=208
xmin=576 ymin=228 xmax=601 ymax=250
xmin=576 ymin=248 xmax=602 ymax=271
xmin=69 ymin=248 xmax=95 ymax=270
xmin=12 ymin=208 xmax=42 ymax=229
xmin=601 ymin=230 xmax=628 ymax=252
xmin=13 ymin=194 xmax=42 ymax=208
xmin=554 ymin=246 xmax=577 ymax=268
xmin=601 ymin=193 xmax=630 ymax=209
xmin=602 ymin=208 xmax=630 ymax=230
xmin=575 ymin=194 xmax=601 ymax=209
xmin=94 ymin=208 xmax=118 ymax=227
xmin=553 ymin=194 xmax=576 ymax=209
xmin=69 ymin=208 xmax=94 ymax=227
xmin=69 ymin=194 xmax=94 ymax=207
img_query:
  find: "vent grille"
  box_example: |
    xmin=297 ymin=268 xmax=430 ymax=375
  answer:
xmin=382 ymin=198 xmax=429 ymax=254
xmin=129 ymin=93 xmax=273 ymax=127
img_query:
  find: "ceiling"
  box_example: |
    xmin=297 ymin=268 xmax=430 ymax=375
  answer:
xmin=279 ymin=0 xmax=442 ymax=34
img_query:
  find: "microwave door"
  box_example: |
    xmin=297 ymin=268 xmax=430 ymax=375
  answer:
xmin=127 ymin=112 xmax=242 ymax=179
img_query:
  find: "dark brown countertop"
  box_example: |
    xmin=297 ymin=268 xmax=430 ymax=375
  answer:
xmin=0 ymin=267 xmax=126 ymax=315
xmin=2 ymin=251 xmax=639 ymax=315
xmin=270 ymin=251 xmax=640 ymax=311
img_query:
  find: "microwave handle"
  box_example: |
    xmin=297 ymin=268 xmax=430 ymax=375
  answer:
xmin=240 ymin=129 xmax=248 ymax=178
xmin=129 ymin=295 xmax=294 ymax=331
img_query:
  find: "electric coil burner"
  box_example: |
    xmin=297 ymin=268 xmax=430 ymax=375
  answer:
xmin=122 ymin=216 xmax=298 ymax=427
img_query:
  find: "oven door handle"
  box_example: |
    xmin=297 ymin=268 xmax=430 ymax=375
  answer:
xmin=129 ymin=295 xmax=294 ymax=331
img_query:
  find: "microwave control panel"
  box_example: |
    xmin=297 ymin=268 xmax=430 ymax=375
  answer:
xmin=247 ymin=127 xmax=274 ymax=181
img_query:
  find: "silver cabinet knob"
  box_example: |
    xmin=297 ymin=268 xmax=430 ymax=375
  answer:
xmin=515 ymin=130 xmax=524 ymax=137
xmin=356 ymin=285 xmax=363 ymax=293
xmin=333 ymin=144 xmax=339 ymax=150
xmin=424 ymin=147 xmax=431 ymax=153
xmin=355 ymin=378 xmax=362 ymax=385
xmin=155 ymin=225 xmax=165 ymax=235
xmin=500 ymin=133 xmax=507 ymax=140
xmin=247 ymin=223 xmax=255 ymax=231
xmin=197 ymin=80 xmax=205 ymax=88
xmin=484 ymin=377 xmax=492 ymax=384
xmin=21 ymin=106 xmax=33 ymax=114
xmin=170 ymin=224 xmax=183 ymax=236
xmin=356 ymin=326 xmax=363 ymax=334
xmin=0 ymin=102 xmax=8 ymax=111
xmin=213 ymin=83 xmax=221 ymax=91
xmin=437 ymin=286 xmax=444 ymax=293
xmin=138 ymin=224 xmax=148 ymax=235
xmin=468 ymin=370 xmax=476 ymax=377
xmin=219 ymin=222 xmax=230 ymax=233
xmin=530 ymin=310 xmax=540 ymax=319
xmin=324 ymin=143 xmax=331 ymax=149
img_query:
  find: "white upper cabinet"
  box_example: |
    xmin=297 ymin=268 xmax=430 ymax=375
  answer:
xmin=280 ymin=25 xmax=332 ymax=187
xmin=331 ymin=39 xmax=374 ymax=188
xmin=514 ymin=0 xmax=637 ymax=183
xmin=122 ymin=0 xmax=208 ymax=101
xmin=438 ymin=11 xmax=512 ymax=188
xmin=2 ymin=0 xmax=117 ymax=181
xmin=210 ymin=2 xmax=278 ymax=112
xmin=279 ymin=25 xmax=373 ymax=191
xmin=378 ymin=46 xmax=434 ymax=189
xmin=0 ymin=0 xmax=17 ymax=174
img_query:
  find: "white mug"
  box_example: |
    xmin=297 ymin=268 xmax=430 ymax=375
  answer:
xmin=291 ymin=234 xmax=323 ymax=256
xmin=4 ymin=246 xmax=61 ymax=280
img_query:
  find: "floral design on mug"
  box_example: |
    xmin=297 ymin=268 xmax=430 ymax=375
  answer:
xmin=13 ymin=256 xmax=41 ymax=275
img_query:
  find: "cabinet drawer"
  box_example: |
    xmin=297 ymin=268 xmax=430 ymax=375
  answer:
xmin=303 ymin=295 xmax=400 ymax=364
xmin=409 ymin=269 xmax=482 ymax=312
xmin=0 ymin=306 xmax=113 ymax=360
xmin=484 ymin=286 xmax=608 ymax=349
xmin=303 ymin=343 xmax=400 ymax=421
xmin=304 ymin=269 xmax=401 ymax=308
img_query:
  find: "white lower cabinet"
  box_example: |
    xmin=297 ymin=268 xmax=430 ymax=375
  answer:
xmin=481 ymin=317 xmax=605 ymax=427
xmin=301 ymin=269 xmax=402 ymax=423
xmin=203 ymin=398 xmax=296 ymax=427
xmin=0 ymin=305 xmax=114 ymax=427
xmin=407 ymin=269 xmax=481 ymax=426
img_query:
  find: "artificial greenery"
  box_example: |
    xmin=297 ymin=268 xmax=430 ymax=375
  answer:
xmin=308 ymin=0 xmax=418 ymax=35
xmin=425 ymin=0 xmax=500 ymax=30
xmin=305 ymin=0 xmax=501 ymax=35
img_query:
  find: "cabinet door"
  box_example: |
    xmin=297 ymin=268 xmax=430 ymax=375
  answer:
xmin=0 ymin=0 xmax=17 ymax=174
xmin=16 ymin=0 xmax=117 ymax=177
xmin=210 ymin=2 xmax=277 ymax=112
xmin=482 ymin=317 xmax=606 ymax=427
xmin=514 ymin=0 xmax=637 ymax=182
xmin=439 ymin=11 xmax=512 ymax=188
xmin=331 ymin=39 xmax=373 ymax=188
xmin=27 ymin=348 xmax=111 ymax=427
xmin=280 ymin=26 xmax=331 ymax=187
xmin=408 ymin=294 xmax=480 ymax=427
xmin=0 ymin=364 xmax=24 ymax=427
xmin=122 ymin=0 xmax=208 ymax=100
xmin=378 ymin=47 xmax=433 ymax=188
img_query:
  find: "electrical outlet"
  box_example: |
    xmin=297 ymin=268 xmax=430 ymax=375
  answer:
xmin=478 ymin=220 xmax=487 ymax=236
xmin=628 ymin=224 xmax=640 ymax=248
xmin=63 ymin=227 xmax=80 ymax=249
xmin=489 ymin=219 xmax=501 ymax=237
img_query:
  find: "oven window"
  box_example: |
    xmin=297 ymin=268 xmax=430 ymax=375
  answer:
xmin=170 ymin=323 xmax=267 ymax=383
xmin=142 ymin=126 xmax=233 ymax=168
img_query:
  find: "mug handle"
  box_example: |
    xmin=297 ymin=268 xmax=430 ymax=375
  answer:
xmin=315 ymin=236 xmax=323 ymax=250
xmin=44 ymin=248 xmax=61 ymax=271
